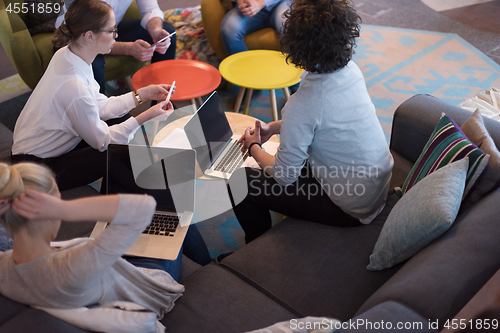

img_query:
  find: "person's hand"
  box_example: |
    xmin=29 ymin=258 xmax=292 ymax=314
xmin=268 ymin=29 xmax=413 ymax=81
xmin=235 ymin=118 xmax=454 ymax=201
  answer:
xmin=238 ymin=0 xmax=266 ymax=17
xmin=139 ymin=84 xmax=175 ymax=102
xmin=239 ymin=120 xmax=263 ymax=152
xmin=257 ymin=122 xmax=273 ymax=143
xmin=127 ymin=40 xmax=155 ymax=61
xmin=11 ymin=190 xmax=63 ymax=221
xmin=239 ymin=120 xmax=273 ymax=146
xmin=150 ymin=29 xmax=172 ymax=55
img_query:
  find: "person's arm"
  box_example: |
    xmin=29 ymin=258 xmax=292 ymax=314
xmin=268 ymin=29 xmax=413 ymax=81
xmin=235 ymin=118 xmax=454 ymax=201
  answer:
xmin=134 ymin=100 xmax=174 ymax=126
xmin=108 ymin=40 xmax=155 ymax=61
xmin=239 ymin=120 xmax=281 ymax=145
xmin=12 ymin=190 xmax=120 ymax=223
xmin=67 ymin=96 xmax=172 ymax=150
xmin=249 ymin=145 xmax=276 ymax=175
xmin=138 ymin=0 xmax=172 ymax=55
xmin=136 ymin=0 xmax=165 ymax=30
xmin=145 ymin=17 xmax=172 ymax=55
xmin=271 ymin=105 xmax=316 ymax=185
xmin=96 ymin=84 xmax=173 ymax=120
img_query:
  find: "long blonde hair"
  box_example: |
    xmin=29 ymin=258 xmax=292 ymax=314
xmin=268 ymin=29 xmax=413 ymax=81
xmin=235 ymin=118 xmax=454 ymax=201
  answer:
xmin=0 ymin=163 xmax=58 ymax=233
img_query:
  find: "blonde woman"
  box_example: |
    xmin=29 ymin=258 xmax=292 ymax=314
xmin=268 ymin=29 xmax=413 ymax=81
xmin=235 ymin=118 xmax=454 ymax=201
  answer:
xmin=0 ymin=161 xmax=209 ymax=313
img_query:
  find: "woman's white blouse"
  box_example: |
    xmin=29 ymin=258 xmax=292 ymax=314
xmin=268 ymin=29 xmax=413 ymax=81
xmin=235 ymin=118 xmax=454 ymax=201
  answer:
xmin=12 ymin=46 xmax=139 ymax=158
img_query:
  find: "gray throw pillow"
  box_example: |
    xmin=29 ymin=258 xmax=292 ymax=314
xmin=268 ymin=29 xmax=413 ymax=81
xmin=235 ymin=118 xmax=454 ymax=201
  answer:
xmin=367 ymin=158 xmax=468 ymax=271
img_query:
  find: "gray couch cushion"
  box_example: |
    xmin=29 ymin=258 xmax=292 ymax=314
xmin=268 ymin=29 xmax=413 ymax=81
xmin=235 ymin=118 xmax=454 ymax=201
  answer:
xmin=162 ymin=263 xmax=298 ymax=333
xmin=390 ymin=95 xmax=500 ymax=164
xmin=0 ymin=294 xmax=28 ymax=325
xmin=219 ymin=193 xmax=401 ymax=322
xmin=178 ymin=255 xmax=201 ymax=283
xmin=0 ymin=308 xmax=86 ymax=333
xmin=357 ymin=187 xmax=500 ymax=329
xmin=0 ymin=123 xmax=12 ymax=163
xmin=339 ymin=301 xmax=434 ymax=332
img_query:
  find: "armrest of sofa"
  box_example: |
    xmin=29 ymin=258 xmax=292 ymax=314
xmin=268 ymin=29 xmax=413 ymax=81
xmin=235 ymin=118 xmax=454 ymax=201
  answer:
xmin=201 ymin=0 xmax=232 ymax=60
xmin=390 ymin=94 xmax=500 ymax=164
xmin=339 ymin=301 xmax=436 ymax=333
xmin=441 ymin=269 xmax=500 ymax=333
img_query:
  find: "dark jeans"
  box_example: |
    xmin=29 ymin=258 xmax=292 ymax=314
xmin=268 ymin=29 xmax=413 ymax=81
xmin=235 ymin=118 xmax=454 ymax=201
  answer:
xmin=229 ymin=164 xmax=361 ymax=243
xmin=124 ymin=224 xmax=211 ymax=281
xmin=93 ymin=19 xmax=177 ymax=93
xmin=10 ymin=114 xmax=131 ymax=192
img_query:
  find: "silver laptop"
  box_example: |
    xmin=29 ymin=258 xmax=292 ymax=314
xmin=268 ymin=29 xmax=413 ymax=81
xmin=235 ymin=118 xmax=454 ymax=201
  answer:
xmin=90 ymin=144 xmax=196 ymax=260
xmin=184 ymin=91 xmax=277 ymax=179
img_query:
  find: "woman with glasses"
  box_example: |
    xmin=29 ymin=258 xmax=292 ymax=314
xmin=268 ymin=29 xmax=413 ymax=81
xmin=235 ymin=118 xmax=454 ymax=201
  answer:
xmin=11 ymin=0 xmax=174 ymax=191
xmin=231 ymin=0 xmax=393 ymax=244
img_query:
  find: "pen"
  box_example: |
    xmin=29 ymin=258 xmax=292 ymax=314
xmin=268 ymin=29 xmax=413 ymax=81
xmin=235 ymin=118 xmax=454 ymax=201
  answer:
xmin=152 ymin=31 xmax=177 ymax=46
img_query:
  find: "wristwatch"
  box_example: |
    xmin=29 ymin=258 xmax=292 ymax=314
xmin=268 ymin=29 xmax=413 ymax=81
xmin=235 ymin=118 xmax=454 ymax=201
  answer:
xmin=133 ymin=90 xmax=142 ymax=104
xmin=248 ymin=142 xmax=263 ymax=157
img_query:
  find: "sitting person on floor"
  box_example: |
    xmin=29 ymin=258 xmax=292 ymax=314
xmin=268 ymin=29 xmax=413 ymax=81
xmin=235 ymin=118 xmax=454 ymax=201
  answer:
xmin=220 ymin=0 xmax=290 ymax=55
xmin=57 ymin=0 xmax=177 ymax=93
xmin=12 ymin=0 xmax=174 ymax=192
xmin=229 ymin=0 xmax=393 ymax=243
xmin=0 ymin=161 xmax=210 ymax=313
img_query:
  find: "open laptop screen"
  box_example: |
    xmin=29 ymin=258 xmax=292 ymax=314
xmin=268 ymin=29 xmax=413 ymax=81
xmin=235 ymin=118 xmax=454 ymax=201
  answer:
xmin=107 ymin=144 xmax=195 ymax=213
xmin=184 ymin=91 xmax=232 ymax=172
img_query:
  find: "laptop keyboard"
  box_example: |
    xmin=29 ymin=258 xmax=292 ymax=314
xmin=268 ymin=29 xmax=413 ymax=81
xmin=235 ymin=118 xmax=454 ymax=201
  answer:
xmin=143 ymin=213 xmax=179 ymax=237
xmin=214 ymin=141 xmax=249 ymax=174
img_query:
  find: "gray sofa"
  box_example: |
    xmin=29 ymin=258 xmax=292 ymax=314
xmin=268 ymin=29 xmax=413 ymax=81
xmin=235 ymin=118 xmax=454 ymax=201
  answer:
xmin=1 ymin=94 xmax=500 ymax=332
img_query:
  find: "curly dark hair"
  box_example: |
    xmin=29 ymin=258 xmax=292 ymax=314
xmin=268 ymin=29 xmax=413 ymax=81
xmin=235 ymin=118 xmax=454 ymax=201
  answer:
xmin=280 ymin=0 xmax=361 ymax=73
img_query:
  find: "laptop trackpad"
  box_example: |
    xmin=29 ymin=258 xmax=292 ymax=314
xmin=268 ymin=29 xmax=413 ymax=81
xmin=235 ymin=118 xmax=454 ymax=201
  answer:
xmin=129 ymin=237 xmax=149 ymax=254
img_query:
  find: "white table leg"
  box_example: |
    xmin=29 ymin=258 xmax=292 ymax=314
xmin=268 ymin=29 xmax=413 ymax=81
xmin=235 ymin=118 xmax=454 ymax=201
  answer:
xmin=151 ymin=121 xmax=159 ymax=142
xmin=234 ymin=87 xmax=246 ymax=113
xmin=196 ymin=97 xmax=204 ymax=108
xmin=244 ymin=88 xmax=253 ymax=115
xmin=190 ymin=99 xmax=198 ymax=113
xmin=270 ymin=89 xmax=278 ymax=121
xmin=283 ymin=87 xmax=291 ymax=101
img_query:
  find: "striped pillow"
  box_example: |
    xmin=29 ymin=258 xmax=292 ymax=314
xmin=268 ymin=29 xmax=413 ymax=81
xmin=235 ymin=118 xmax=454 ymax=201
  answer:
xmin=396 ymin=113 xmax=490 ymax=198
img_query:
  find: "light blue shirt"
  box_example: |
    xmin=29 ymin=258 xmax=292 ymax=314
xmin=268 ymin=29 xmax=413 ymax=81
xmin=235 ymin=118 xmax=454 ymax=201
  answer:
xmin=271 ymin=61 xmax=393 ymax=222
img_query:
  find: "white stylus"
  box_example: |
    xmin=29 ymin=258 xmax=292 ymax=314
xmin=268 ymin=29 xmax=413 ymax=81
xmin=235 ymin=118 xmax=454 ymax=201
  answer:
xmin=165 ymin=81 xmax=175 ymax=103
xmin=152 ymin=31 xmax=177 ymax=46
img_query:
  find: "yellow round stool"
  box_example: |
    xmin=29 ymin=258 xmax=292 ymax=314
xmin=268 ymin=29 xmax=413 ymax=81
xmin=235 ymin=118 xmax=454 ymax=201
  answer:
xmin=219 ymin=50 xmax=304 ymax=121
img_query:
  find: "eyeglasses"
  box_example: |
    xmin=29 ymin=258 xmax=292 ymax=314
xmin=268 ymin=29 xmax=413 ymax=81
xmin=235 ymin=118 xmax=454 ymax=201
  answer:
xmin=95 ymin=26 xmax=118 ymax=38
